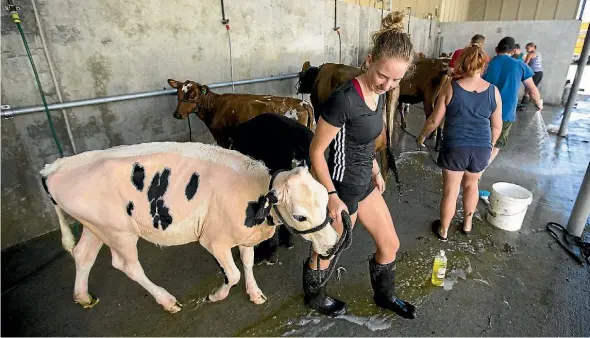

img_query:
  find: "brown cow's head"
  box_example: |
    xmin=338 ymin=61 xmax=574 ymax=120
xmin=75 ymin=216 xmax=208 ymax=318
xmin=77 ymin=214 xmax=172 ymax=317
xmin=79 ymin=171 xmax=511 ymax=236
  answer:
xmin=167 ymin=79 xmax=210 ymax=120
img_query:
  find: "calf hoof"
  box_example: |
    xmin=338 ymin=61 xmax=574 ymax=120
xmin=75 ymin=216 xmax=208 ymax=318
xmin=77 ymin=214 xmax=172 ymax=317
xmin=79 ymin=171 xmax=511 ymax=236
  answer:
xmin=165 ymin=301 xmax=182 ymax=314
xmin=250 ymin=291 xmax=268 ymax=305
xmin=75 ymin=294 xmax=100 ymax=309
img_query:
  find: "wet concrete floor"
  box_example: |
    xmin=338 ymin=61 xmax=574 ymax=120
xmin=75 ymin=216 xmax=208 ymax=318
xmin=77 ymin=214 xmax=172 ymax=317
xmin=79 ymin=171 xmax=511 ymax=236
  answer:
xmin=2 ymin=104 xmax=589 ymax=336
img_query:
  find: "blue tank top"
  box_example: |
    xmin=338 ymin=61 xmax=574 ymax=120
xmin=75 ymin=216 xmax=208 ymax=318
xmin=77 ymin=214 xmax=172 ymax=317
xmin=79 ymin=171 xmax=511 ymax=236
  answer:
xmin=528 ymin=53 xmax=542 ymax=72
xmin=442 ymin=81 xmax=497 ymax=149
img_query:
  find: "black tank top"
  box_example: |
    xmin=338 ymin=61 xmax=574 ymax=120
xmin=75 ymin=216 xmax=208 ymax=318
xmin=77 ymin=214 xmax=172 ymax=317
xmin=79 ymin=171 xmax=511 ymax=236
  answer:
xmin=320 ymin=80 xmax=383 ymax=185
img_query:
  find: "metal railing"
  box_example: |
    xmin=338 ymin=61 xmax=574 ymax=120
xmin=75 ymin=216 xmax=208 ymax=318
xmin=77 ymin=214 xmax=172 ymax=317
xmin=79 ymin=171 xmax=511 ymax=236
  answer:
xmin=1 ymin=73 xmax=299 ymax=118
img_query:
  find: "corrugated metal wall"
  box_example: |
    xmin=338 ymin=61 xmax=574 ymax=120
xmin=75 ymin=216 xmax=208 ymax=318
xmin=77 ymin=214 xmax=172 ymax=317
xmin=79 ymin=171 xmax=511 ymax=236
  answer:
xmin=343 ymin=0 xmax=580 ymax=22
xmin=467 ymin=0 xmax=579 ymax=21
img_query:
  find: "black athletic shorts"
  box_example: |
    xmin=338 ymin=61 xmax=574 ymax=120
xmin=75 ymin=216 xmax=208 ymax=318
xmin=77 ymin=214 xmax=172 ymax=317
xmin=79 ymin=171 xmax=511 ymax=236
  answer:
xmin=437 ymin=146 xmax=492 ymax=173
xmin=333 ymin=180 xmax=375 ymax=215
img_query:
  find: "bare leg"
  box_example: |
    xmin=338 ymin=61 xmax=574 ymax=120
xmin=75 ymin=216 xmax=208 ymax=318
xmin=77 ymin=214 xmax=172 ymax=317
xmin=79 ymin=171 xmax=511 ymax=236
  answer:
xmin=462 ymin=170 xmax=484 ymax=232
xmin=205 ymin=246 xmax=240 ymax=302
xmin=239 ymin=245 xmax=266 ymax=304
xmin=110 ymin=234 xmax=181 ymax=313
xmin=72 ymin=226 xmax=103 ymax=307
xmin=357 ymin=189 xmax=399 ymax=264
xmin=440 ymin=169 xmax=464 ymax=238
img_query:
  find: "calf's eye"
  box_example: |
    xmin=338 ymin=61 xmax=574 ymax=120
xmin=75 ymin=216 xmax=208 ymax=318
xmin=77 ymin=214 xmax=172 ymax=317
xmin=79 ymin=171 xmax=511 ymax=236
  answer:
xmin=293 ymin=215 xmax=307 ymax=222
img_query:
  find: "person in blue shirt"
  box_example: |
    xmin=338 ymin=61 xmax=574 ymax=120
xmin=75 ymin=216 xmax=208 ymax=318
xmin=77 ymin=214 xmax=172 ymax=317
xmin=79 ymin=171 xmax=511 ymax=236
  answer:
xmin=479 ymin=37 xmax=543 ymax=198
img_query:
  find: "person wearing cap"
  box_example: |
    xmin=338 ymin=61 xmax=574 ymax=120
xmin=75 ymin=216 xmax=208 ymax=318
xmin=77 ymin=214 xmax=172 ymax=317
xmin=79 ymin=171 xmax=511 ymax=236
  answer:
xmin=479 ymin=37 xmax=543 ymax=199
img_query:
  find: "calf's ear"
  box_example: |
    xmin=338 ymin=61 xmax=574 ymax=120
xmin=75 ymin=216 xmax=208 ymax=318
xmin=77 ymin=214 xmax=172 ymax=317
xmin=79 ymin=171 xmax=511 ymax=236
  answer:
xmin=244 ymin=190 xmax=279 ymax=227
xmin=168 ymin=79 xmax=180 ymax=88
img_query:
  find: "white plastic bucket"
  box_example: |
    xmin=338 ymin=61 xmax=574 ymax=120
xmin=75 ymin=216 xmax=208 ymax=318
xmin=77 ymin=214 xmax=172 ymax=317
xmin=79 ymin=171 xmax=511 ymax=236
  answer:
xmin=486 ymin=182 xmax=533 ymax=232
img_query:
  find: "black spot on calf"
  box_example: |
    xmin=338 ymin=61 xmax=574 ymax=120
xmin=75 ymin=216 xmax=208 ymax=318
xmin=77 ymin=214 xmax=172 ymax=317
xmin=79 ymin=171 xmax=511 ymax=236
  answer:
xmin=185 ymin=173 xmax=200 ymax=200
xmin=244 ymin=192 xmax=278 ymax=228
xmin=132 ymin=163 xmax=145 ymax=191
xmin=41 ymin=176 xmax=57 ymax=205
xmin=147 ymin=168 xmax=173 ymax=230
xmin=126 ymin=201 xmax=134 ymax=216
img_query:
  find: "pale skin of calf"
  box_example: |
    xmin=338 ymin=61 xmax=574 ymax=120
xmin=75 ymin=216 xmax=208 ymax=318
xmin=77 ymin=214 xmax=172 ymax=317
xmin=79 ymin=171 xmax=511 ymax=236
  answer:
xmin=45 ymin=143 xmax=338 ymax=313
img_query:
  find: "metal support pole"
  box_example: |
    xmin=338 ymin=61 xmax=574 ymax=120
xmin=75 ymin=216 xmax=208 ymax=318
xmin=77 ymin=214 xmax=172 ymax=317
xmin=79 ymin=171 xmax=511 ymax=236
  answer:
xmin=559 ymin=26 xmax=590 ymax=137
xmin=566 ymin=162 xmax=590 ymax=237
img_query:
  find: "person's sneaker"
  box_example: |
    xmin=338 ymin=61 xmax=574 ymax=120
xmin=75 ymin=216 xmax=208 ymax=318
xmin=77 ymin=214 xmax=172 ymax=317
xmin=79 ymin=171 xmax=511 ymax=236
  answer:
xmin=479 ymin=190 xmax=490 ymax=203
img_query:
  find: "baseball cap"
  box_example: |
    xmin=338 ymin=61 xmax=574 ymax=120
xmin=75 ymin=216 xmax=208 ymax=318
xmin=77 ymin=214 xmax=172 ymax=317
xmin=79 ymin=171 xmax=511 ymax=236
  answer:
xmin=497 ymin=37 xmax=515 ymax=50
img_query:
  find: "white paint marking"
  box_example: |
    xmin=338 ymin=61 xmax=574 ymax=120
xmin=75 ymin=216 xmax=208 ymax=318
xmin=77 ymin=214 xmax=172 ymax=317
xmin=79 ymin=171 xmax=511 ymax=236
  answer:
xmin=182 ymin=83 xmax=192 ymax=93
xmin=285 ymin=110 xmax=298 ymax=120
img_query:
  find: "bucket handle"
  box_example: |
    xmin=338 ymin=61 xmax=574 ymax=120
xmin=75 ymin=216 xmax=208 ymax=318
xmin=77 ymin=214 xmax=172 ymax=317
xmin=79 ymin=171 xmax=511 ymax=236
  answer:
xmin=488 ymin=204 xmax=529 ymax=218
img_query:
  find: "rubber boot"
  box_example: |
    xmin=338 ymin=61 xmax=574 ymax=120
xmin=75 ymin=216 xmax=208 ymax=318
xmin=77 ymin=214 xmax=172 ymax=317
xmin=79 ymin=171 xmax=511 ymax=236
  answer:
xmin=302 ymin=260 xmax=347 ymax=317
xmin=369 ymin=254 xmax=417 ymax=319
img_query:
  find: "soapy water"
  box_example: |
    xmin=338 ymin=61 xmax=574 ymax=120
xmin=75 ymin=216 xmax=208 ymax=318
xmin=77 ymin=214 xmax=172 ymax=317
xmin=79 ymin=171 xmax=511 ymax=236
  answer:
xmin=280 ymin=313 xmax=393 ymax=335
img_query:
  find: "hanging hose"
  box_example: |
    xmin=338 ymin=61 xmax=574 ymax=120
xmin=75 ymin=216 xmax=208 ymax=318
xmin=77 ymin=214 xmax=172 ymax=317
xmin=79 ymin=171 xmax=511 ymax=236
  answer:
xmin=219 ymin=0 xmax=234 ymax=92
xmin=8 ymin=3 xmax=63 ymax=157
xmin=187 ymin=116 xmax=192 ymax=142
xmin=333 ymin=0 xmax=341 ymax=63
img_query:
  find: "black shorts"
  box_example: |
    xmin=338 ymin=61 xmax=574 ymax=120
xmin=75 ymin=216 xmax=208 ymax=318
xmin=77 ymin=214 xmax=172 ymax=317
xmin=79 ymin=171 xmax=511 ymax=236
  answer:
xmin=437 ymin=146 xmax=492 ymax=173
xmin=333 ymin=180 xmax=374 ymax=215
xmin=532 ymin=71 xmax=543 ymax=86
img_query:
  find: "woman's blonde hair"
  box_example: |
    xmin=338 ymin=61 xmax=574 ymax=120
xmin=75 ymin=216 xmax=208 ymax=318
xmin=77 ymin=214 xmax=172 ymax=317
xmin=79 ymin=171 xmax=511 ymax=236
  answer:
xmin=370 ymin=11 xmax=414 ymax=64
xmin=453 ymin=46 xmax=488 ymax=78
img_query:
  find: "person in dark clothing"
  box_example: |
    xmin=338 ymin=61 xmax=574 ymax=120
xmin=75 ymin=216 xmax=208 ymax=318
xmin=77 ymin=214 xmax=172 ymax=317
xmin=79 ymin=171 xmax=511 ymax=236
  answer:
xmin=303 ymin=11 xmax=416 ymax=320
xmin=418 ymin=46 xmax=503 ymax=240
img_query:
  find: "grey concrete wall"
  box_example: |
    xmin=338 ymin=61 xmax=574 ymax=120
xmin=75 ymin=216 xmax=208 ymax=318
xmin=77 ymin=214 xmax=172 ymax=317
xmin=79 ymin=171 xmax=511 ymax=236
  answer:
xmin=440 ymin=20 xmax=580 ymax=104
xmin=0 ymin=0 xmax=437 ymax=249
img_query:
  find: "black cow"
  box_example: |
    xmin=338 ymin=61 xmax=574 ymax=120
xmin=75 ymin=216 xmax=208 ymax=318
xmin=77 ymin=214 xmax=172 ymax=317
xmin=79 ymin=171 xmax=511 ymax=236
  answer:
xmin=231 ymin=113 xmax=314 ymax=265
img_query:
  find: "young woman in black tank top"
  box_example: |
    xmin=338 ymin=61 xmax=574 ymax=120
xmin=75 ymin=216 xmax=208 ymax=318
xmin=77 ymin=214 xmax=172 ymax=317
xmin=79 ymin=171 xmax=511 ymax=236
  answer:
xmin=302 ymin=11 xmax=416 ymax=320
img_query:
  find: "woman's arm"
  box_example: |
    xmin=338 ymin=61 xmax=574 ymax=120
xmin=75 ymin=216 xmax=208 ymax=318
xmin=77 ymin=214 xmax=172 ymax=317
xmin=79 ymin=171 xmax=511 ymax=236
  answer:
xmin=490 ymin=87 xmax=503 ymax=147
xmin=310 ymin=118 xmax=341 ymax=193
xmin=418 ymin=82 xmax=451 ymax=144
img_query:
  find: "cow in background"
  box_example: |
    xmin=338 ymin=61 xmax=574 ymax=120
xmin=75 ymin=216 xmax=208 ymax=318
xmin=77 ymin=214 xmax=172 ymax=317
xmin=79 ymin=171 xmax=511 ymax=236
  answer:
xmin=41 ymin=142 xmax=338 ymax=313
xmin=168 ymin=79 xmax=315 ymax=148
xmin=396 ymin=57 xmax=451 ymax=150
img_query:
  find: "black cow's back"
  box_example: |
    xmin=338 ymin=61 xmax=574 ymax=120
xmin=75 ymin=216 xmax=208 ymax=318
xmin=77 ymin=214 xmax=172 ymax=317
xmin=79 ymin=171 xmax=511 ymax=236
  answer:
xmin=232 ymin=113 xmax=314 ymax=171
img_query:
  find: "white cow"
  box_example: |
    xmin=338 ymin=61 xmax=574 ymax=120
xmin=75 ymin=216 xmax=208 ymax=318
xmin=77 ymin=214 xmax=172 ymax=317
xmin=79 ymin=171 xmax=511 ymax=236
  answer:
xmin=40 ymin=141 xmax=339 ymax=313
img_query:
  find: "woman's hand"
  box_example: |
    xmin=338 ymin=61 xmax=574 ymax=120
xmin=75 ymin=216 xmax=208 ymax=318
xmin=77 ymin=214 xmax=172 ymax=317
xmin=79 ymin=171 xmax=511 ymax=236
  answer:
xmin=328 ymin=194 xmax=348 ymax=223
xmin=417 ymin=134 xmax=426 ymax=147
xmin=373 ymin=172 xmax=385 ymax=194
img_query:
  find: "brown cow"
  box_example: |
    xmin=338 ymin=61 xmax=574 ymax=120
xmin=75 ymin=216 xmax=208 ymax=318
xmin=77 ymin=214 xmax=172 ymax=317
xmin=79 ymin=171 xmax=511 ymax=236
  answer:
xmin=298 ymin=62 xmax=399 ymax=186
xmin=168 ymin=79 xmax=315 ymax=148
xmin=394 ymin=57 xmax=451 ymax=150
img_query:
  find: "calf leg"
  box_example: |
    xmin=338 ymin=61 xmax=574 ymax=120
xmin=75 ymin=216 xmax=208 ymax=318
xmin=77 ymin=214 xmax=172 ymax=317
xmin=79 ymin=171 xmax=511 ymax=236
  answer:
xmin=205 ymin=246 xmax=241 ymax=302
xmin=278 ymin=224 xmax=294 ymax=249
xmin=110 ymin=234 xmax=181 ymax=313
xmin=72 ymin=226 xmax=103 ymax=308
xmin=254 ymin=235 xmax=279 ymax=266
xmin=239 ymin=245 xmax=267 ymax=304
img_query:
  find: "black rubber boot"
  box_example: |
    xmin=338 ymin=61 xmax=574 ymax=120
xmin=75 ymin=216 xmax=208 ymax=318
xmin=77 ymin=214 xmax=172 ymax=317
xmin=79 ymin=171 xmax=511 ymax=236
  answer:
xmin=369 ymin=254 xmax=417 ymax=319
xmin=302 ymin=260 xmax=347 ymax=317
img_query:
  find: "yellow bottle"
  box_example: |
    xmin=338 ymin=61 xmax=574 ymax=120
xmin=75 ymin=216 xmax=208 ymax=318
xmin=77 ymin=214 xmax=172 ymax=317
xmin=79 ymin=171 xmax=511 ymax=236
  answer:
xmin=431 ymin=250 xmax=447 ymax=286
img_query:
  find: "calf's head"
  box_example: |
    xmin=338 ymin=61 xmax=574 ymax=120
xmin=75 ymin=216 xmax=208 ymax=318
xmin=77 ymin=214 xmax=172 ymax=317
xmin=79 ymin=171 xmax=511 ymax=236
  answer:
xmin=248 ymin=167 xmax=339 ymax=256
xmin=167 ymin=79 xmax=210 ymax=120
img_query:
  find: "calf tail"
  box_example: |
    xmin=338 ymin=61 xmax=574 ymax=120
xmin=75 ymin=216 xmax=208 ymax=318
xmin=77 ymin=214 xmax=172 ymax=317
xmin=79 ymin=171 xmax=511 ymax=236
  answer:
xmin=55 ymin=205 xmax=76 ymax=255
xmin=306 ymin=105 xmax=316 ymax=131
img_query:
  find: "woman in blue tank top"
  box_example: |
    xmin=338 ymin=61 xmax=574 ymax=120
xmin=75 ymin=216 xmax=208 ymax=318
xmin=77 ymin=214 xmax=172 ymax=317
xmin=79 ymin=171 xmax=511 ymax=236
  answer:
xmin=417 ymin=46 xmax=503 ymax=240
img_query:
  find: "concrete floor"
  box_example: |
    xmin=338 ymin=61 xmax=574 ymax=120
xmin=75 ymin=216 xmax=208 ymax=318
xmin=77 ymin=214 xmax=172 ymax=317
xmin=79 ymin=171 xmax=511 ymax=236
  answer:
xmin=2 ymin=103 xmax=589 ymax=337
